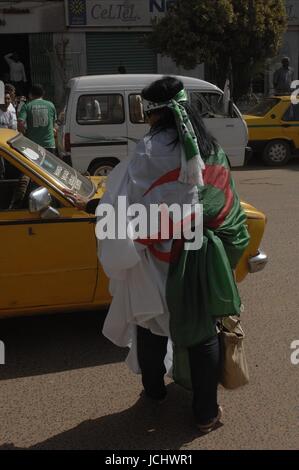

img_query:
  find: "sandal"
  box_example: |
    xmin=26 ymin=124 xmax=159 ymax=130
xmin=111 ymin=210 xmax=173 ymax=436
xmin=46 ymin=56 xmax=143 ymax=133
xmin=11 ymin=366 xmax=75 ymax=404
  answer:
xmin=197 ymin=406 xmax=223 ymax=433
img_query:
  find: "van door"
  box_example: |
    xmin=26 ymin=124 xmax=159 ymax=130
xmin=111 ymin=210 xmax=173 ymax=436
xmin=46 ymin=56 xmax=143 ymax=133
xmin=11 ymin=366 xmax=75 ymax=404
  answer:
xmin=189 ymin=91 xmax=247 ymax=166
xmin=70 ymin=92 xmax=128 ymax=175
xmin=126 ymin=92 xmax=149 ymax=157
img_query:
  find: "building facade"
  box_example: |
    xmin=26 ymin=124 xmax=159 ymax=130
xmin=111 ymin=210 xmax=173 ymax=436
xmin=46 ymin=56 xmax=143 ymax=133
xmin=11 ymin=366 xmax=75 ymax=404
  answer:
xmin=0 ymin=0 xmax=297 ymax=106
xmin=0 ymin=0 xmax=204 ymax=107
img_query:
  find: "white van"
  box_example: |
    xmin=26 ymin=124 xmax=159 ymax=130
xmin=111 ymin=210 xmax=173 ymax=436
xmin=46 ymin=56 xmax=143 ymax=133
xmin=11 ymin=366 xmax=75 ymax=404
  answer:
xmin=57 ymin=74 xmax=251 ymax=175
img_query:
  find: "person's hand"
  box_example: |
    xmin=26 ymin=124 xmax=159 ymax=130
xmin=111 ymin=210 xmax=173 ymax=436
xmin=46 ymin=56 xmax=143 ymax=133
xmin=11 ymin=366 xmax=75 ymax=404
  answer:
xmin=61 ymin=188 xmax=87 ymax=210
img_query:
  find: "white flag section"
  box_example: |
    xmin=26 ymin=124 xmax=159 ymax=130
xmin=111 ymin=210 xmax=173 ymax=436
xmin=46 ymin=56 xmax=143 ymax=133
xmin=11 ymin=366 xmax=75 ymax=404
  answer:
xmin=223 ymin=78 xmax=231 ymax=115
xmin=95 ymin=129 xmax=203 ymax=374
xmin=0 ymin=81 xmax=4 ymax=105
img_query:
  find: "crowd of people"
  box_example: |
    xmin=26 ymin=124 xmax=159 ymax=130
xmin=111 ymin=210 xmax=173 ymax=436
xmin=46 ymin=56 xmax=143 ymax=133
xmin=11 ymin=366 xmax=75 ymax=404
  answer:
xmin=0 ymin=82 xmax=58 ymax=156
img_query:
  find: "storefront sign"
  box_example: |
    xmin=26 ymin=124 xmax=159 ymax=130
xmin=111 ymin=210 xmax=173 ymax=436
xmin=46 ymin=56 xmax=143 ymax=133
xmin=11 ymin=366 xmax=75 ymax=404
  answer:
xmin=66 ymin=0 xmax=176 ymax=27
xmin=286 ymin=0 xmax=299 ymax=25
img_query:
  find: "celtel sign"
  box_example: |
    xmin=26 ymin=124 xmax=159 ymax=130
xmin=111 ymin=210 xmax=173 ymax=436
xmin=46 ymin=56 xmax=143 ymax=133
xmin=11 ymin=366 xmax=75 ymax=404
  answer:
xmin=66 ymin=0 xmax=176 ymax=27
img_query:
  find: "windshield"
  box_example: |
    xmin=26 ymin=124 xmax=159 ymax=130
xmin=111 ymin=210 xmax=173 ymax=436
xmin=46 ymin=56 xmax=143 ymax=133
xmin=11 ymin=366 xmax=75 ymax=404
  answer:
xmin=8 ymin=134 xmax=95 ymax=199
xmin=247 ymin=98 xmax=280 ymax=117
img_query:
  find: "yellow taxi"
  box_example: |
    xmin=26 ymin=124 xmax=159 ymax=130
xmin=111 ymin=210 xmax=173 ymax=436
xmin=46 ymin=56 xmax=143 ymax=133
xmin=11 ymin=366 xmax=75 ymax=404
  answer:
xmin=0 ymin=129 xmax=267 ymax=318
xmin=244 ymin=95 xmax=299 ymax=165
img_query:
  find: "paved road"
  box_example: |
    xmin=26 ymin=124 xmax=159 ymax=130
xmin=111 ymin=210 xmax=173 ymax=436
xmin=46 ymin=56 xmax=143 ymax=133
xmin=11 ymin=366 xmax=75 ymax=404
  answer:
xmin=0 ymin=159 xmax=298 ymax=450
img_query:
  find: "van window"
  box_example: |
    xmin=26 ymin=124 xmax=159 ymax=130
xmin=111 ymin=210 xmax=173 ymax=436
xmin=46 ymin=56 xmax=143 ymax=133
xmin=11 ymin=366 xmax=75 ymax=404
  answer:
xmin=129 ymin=94 xmax=145 ymax=124
xmin=190 ymin=92 xmax=235 ymax=118
xmin=76 ymin=94 xmax=125 ymax=125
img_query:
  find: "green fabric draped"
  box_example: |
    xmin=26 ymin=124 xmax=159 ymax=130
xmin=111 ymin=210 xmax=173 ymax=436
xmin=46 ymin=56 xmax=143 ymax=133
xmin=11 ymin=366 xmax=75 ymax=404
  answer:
xmin=166 ymin=147 xmax=250 ymax=389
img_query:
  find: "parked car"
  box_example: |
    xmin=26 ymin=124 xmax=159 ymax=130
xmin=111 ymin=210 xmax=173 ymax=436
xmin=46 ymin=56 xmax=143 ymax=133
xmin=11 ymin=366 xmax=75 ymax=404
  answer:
xmin=0 ymin=129 xmax=267 ymax=318
xmin=244 ymin=95 xmax=299 ymax=166
xmin=57 ymin=74 xmax=251 ymax=175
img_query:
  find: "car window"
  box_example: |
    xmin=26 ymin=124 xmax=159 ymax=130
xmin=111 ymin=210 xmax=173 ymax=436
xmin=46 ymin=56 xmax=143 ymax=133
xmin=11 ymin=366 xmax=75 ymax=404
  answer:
xmin=247 ymin=98 xmax=280 ymax=117
xmin=190 ymin=92 xmax=235 ymax=118
xmin=129 ymin=94 xmax=145 ymax=124
xmin=76 ymin=94 xmax=124 ymax=125
xmin=283 ymin=103 xmax=299 ymax=121
xmin=8 ymin=134 xmax=95 ymax=199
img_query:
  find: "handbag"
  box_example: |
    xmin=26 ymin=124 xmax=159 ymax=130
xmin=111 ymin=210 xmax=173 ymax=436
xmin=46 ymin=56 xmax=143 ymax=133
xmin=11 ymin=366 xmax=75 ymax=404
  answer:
xmin=219 ymin=316 xmax=249 ymax=390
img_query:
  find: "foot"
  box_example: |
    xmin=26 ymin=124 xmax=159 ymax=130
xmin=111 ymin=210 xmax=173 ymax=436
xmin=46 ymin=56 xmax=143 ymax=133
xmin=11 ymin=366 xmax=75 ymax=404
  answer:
xmin=197 ymin=406 xmax=223 ymax=433
xmin=140 ymin=390 xmax=167 ymax=404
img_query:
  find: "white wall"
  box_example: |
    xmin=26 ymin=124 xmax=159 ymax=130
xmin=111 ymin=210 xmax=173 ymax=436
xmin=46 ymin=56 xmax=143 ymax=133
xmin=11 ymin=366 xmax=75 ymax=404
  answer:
xmin=0 ymin=1 xmax=65 ymax=34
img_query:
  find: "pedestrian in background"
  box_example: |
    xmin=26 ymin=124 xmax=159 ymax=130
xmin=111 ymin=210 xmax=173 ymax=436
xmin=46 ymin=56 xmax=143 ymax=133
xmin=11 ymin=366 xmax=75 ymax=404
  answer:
xmin=5 ymin=84 xmax=17 ymax=129
xmin=18 ymin=84 xmax=57 ymax=155
xmin=273 ymin=57 xmax=294 ymax=95
xmin=0 ymin=92 xmax=17 ymax=130
xmin=4 ymin=52 xmax=27 ymax=96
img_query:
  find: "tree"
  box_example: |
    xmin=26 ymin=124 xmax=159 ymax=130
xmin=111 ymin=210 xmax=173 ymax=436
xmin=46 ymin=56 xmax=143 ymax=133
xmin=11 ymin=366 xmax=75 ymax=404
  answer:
xmin=149 ymin=0 xmax=287 ymax=99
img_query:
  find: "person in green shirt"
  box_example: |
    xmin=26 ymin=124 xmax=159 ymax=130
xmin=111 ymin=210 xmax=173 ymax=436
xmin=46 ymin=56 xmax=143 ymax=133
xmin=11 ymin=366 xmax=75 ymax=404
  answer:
xmin=18 ymin=84 xmax=57 ymax=155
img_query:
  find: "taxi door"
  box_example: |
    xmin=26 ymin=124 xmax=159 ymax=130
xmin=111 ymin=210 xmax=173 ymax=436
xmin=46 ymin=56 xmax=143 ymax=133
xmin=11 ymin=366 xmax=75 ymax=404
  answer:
xmin=281 ymin=102 xmax=299 ymax=150
xmin=0 ymin=199 xmax=98 ymax=311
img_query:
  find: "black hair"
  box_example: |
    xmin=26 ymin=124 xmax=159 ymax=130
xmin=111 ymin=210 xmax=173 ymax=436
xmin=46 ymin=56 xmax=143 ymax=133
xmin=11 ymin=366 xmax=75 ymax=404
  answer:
xmin=141 ymin=76 xmax=218 ymax=159
xmin=30 ymin=84 xmax=45 ymax=98
xmin=5 ymin=83 xmax=16 ymax=95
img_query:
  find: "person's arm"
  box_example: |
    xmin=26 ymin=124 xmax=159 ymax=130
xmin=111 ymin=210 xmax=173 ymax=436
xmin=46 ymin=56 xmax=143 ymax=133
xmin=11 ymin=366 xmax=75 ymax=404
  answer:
xmin=17 ymin=103 xmax=27 ymax=134
xmin=4 ymin=53 xmax=14 ymax=65
xmin=10 ymin=111 xmax=17 ymax=130
xmin=52 ymin=105 xmax=58 ymax=136
xmin=94 ymin=100 xmax=101 ymax=119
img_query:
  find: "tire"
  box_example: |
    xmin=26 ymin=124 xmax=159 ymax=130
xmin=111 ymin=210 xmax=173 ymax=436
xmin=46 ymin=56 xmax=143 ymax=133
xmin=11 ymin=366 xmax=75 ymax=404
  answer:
xmin=262 ymin=140 xmax=291 ymax=166
xmin=88 ymin=158 xmax=119 ymax=176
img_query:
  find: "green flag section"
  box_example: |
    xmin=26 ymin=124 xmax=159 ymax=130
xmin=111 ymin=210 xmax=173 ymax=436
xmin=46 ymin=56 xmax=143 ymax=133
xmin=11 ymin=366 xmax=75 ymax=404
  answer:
xmin=166 ymin=147 xmax=250 ymax=389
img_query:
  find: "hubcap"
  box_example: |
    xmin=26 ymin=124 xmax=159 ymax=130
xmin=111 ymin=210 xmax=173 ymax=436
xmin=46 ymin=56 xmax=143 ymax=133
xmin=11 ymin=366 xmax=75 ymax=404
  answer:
xmin=268 ymin=143 xmax=287 ymax=163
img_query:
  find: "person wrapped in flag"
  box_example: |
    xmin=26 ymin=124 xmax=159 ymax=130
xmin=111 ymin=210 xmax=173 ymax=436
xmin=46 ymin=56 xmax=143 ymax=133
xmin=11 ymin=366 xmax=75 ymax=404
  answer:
xmin=96 ymin=76 xmax=250 ymax=433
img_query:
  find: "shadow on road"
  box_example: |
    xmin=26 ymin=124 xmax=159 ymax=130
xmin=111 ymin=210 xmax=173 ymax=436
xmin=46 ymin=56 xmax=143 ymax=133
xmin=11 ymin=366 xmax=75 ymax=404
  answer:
xmin=0 ymin=383 xmax=220 ymax=450
xmin=0 ymin=310 xmax=127 ymax=381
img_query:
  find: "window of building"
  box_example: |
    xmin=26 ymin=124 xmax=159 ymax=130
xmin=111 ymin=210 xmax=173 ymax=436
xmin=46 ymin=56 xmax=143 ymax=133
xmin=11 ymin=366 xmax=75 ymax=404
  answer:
xmin=76 ymin=94 xmax=125 ymax=125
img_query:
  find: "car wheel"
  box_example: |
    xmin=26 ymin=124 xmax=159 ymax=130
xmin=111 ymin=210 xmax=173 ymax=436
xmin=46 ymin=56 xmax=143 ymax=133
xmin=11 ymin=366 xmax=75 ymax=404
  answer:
xmin=88 ymin=159 xmax=119 ymax=176
xmin=263 ymin=140 xmax=291 ymax=166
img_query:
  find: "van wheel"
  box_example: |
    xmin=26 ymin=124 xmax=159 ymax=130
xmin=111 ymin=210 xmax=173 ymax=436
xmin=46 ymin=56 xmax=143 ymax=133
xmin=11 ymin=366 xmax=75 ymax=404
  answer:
xmin=263 ymin=140 xmax=291 ymax=166
xmin=88 ymin=159 xmax=119 ymax=176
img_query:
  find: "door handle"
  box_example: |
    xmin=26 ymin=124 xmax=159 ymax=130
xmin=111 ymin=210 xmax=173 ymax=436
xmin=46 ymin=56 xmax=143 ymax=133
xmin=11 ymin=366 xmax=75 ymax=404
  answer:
xmin=28 ymin=227 xmax=36 ymax=236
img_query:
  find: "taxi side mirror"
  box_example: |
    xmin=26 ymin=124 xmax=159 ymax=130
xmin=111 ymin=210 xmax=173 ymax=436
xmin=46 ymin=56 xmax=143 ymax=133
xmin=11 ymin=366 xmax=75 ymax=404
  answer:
xmin=29 ymin=187 xmax=59 ymax=219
